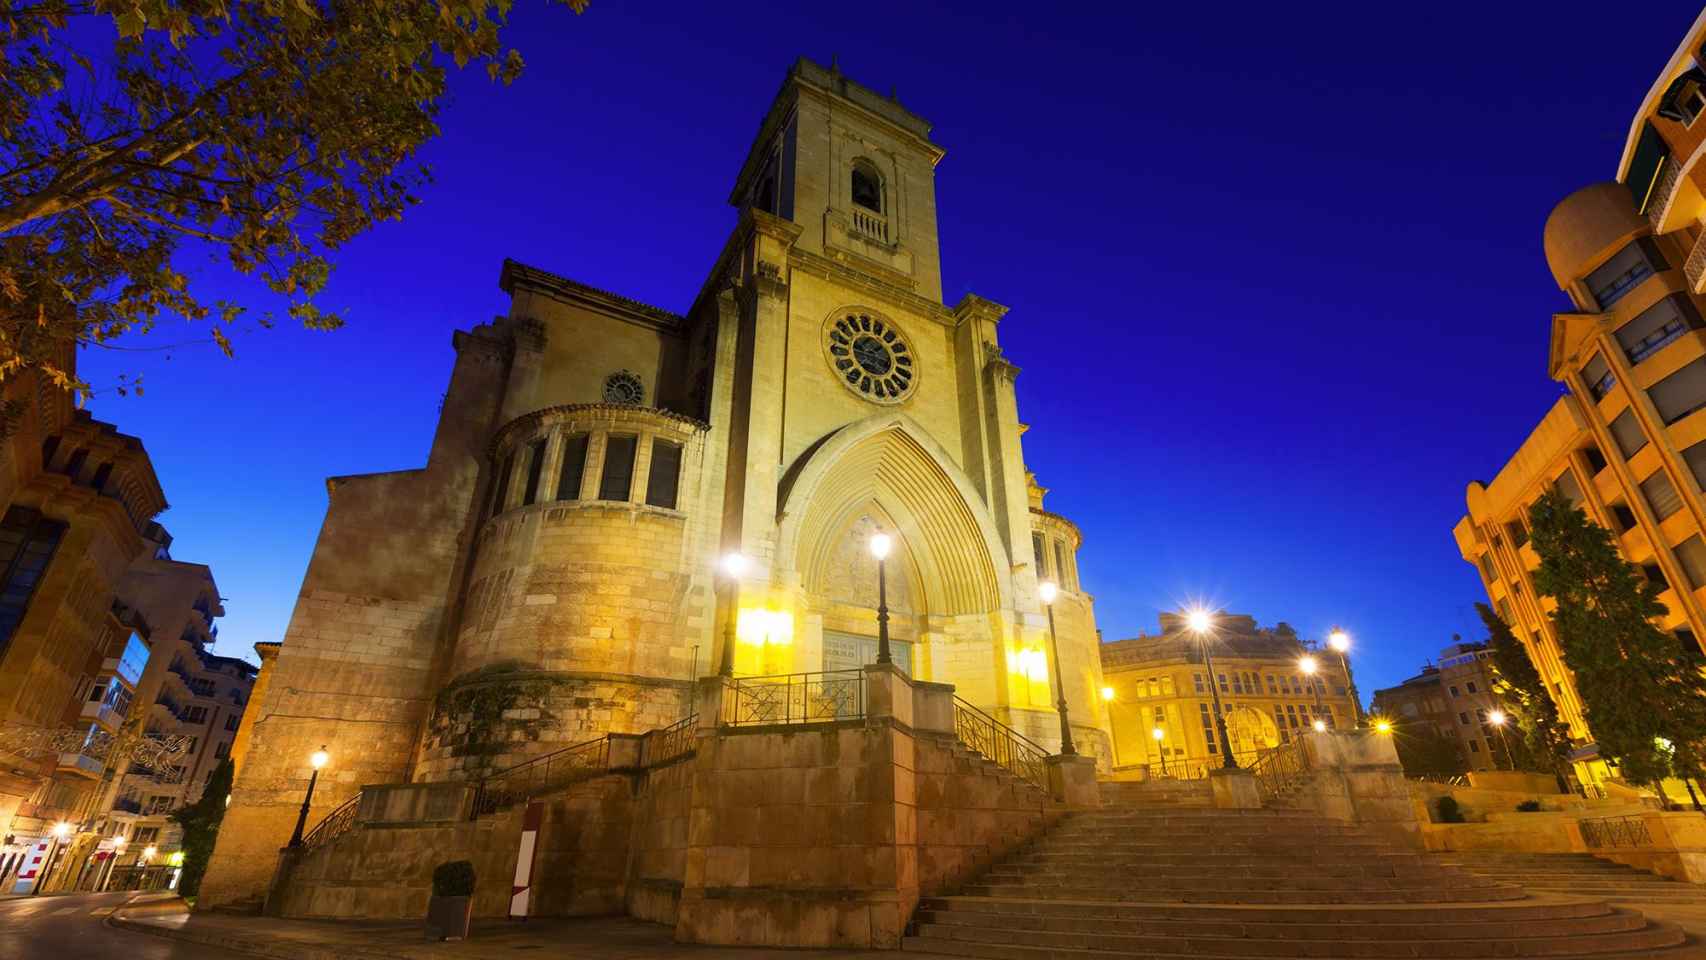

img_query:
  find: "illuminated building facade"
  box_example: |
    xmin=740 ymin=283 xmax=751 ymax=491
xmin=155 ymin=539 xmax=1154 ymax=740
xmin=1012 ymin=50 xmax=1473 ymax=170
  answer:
xmin=204 ymin=57 xmax=1112 ymax=907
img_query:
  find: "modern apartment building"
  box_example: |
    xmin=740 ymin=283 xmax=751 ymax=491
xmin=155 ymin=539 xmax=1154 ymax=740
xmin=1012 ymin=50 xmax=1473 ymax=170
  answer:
xmin=1372 ymin=644 xmax=1509 ymax=774
xmin=1099 ymin=614 xmax=1359 ymax=777
xmin=1454 ymin=11 xmax=1706 ymax=788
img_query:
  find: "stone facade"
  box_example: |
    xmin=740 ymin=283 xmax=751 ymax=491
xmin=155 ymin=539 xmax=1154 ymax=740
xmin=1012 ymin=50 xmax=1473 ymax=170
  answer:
xmin=204 ymin=56 xmax=1114 ymax=910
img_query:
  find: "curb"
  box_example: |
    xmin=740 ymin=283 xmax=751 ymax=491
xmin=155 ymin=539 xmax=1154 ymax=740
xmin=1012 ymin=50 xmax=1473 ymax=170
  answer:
xmin=107 ymin=914 xmax=405 ymax=960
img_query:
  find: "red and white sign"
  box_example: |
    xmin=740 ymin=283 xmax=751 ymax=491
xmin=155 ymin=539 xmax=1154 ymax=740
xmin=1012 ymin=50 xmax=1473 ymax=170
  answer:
xmin=509 ymin=801 xmax=544 ymax=920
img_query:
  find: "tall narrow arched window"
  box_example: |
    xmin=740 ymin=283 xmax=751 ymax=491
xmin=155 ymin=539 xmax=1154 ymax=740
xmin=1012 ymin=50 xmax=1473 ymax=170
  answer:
xmin=851 ymin=162 xmax=882 ymax=213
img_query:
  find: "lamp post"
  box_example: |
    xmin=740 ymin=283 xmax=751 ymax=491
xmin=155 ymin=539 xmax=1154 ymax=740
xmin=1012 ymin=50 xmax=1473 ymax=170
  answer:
xmin=870 ymin=532 xmax=893 ymax=665
xmin=1101 ymin=687 xmax=1120 ymax=766
xmin=717 ymin=552 xmax=748 ymax=678
xmin=97 ymin=836 xmax=126 ymax=892
xmin=32 ymin=820 xmax=71 ymax=896
xmin=1299 ymin=654 xmax=1324 ymax=721
xmin=1328 ymin=629 xmax=1362 ymax=726
xmin=1187 ymin=608 xmax=1238 ymax=769
xmin=1039 ymin=581 xmax=1075 ymax=756
xmin=1152 ymin=726 xmax=1170 ymax=778
xmin=287 ymin=747 xmax=330 ymax=848
xmin=1488 ymin=709 xmax=1513 ymax=770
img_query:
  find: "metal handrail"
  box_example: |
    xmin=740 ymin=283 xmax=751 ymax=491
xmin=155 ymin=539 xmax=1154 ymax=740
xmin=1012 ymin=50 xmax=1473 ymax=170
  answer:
xmin=951 ymin=696 xmax=1049 ymax=793
xmin=300 ymin=795 xmax=361 ymax=851
xmin=721 ymin=670 xmax=865 ymax=727
xmin=471 ymin=735 xmax=610 ymax=818
xmin=1580 ymin=814 xmax=1653 ymax=849
xmin=639 ymin=714 xmax=697 ymax=768
xmin=1249 ymin=738 xmax=1311 ymax=802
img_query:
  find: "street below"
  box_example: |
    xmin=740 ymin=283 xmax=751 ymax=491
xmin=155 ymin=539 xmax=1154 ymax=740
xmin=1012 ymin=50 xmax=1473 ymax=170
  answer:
xmin=0 ymin=891 xmax=233 ymax=960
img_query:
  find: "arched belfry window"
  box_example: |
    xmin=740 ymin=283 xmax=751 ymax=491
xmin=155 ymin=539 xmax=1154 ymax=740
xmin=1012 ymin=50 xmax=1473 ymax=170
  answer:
xmin=851 ymin=162 xmax=882 ymax=213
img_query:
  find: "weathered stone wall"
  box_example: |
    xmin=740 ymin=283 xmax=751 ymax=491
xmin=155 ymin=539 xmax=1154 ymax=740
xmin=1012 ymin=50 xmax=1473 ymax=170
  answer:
xmin=1291 ymin=730 xmax=1425 ymax=849
xmin=625 ymin=755 xmax=693 ymax=925
xmin=912 ymin=730 xmax=1054 ymax=897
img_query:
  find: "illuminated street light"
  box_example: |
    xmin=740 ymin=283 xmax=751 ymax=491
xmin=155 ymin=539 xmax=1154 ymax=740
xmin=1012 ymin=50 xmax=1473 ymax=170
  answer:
xmin=1488 ymin=710 xmax=1507 ymax=726
xmin=1151 ymin=726 xmax=1170 ymax=777
xmin=142 ymin=845 xmax=157 ymax=860
xmin=1326 ymin=627 xmax=1363 ymax=726
xmin=1299 ymin=654 xmax=1324 ymax=713
xmin=50 ymin=821 xmax=70 ymax=838
xmin=717 ymin=552 xmax=748 ymax=677
xmin=1312 ymin=719 xmax=1328 ymax=733
xmin=288 ymin=746 xmax=330 ymax=848
xmin=1101 ymin=686 xmax=1115 ymax=701
xmin=1185 ymin=608 xmax=1237 ymax=770
xmin=1487 ymin=709 xmax=1513 ymax=770
xmin=1039 ymin=581 xmax=1074 ymax=756
xmin=871 ymin=532 xmax=894 ymax=666
xmin=1373 ymin=718 xmax=1392 ymax=734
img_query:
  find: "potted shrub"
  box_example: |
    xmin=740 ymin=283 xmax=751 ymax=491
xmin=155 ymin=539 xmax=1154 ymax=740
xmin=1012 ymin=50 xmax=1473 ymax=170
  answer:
xmin=1435 ymin=795 xmax=1467 ymax=823
xmin=427 ymin=860 xmax=475 ymax=941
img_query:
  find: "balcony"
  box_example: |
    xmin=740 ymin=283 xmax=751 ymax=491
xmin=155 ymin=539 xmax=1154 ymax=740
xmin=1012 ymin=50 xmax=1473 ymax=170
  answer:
xmin=79 ymin=700 xmax=126 ymax=732
xmin=1647 ymin=155 xmax=1682 ymax=229
xmin=1688 ymin=231 xmax=1706 ymax=294
xmin=55 ymin=751 xmax=103 ymax=778
xmin=111 ymin=796 xmax=142 ymax=815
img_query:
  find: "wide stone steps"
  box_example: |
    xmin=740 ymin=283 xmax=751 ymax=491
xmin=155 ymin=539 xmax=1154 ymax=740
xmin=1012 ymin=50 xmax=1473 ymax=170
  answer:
xmin=902 ymin=806 xmax=1705 ymax=958
xmin=1439 ymin=853 xmax=1706 ymax=903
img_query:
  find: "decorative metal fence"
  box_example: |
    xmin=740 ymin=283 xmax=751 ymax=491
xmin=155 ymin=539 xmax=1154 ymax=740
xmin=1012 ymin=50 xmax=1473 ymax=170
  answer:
xmin=952 ymin=696 xmax=1049 ymax=793
xmin=300 ymin=794 xmax=361 ymax=851
xmin=721 ymin=670 xmax=865 ymax=727
xmin=1249 ymin=738 xmax=1312 ymax=802
xmin=471 ymin=735 xmax=611 ymax=818
xmin=1410 ymin=773 xmax=1470 ymax=787
xmin=1580 ymin=815 xmax=1654 ymax=849
xmin=640 ymin=714 xmax=697 ymax=768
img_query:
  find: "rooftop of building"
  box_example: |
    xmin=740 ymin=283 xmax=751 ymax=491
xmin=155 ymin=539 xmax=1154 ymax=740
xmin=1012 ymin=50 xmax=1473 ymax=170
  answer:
xmin=1101 ymin=612 xmax=1312 ymax=669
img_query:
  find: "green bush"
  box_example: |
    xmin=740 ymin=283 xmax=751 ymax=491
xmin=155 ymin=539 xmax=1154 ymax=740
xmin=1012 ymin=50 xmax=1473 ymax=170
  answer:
xmin=1435 ymin=795 xmax=1466 ymax=823
xmin=1515 ymin=799 xmax=1542 ymax=812
xmin=432 ymin=860 xmax=476 ymax=897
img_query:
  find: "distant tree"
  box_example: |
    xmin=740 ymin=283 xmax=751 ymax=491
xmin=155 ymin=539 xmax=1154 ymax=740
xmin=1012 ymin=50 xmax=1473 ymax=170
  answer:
xmin=1273 ymin=622 xmax=1298 ymax=643
xmin=1392 ymin=719 xmax=1467 ymax=780
xmin=1 ymin=0 xmax=586 ymax=400
xmin=1477 ymin=602 xmax=1573 ymax=777
xmin=1526 ymin=489 xmax=1706 ymax=790
xmin=169 ymin=757 xmax=232 ymax=898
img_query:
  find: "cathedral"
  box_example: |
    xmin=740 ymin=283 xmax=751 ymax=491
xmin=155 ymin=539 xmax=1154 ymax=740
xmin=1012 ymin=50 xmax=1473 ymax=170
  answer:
xmin=201 ymin=57 xmax=1112 ymax=912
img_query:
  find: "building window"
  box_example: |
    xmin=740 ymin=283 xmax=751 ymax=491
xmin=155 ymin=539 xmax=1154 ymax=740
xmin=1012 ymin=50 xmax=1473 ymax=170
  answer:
xmin=1200 ymin=702 xmax=1217 ymax=754
xmin=1611 ymin=503 xmax=1639 ymax=532
xmin=602 ymin=370 xmax=645 ymax=406
xmin=1675 ymin=535 xmax=1706 ymax=590
xmin=1449 ymin=685 xmax=1459 ymax=697
xmin=1466 ymin=682 xmax=1477 ymax=694
xmin=1217 ymin=673 xmax=1228 ymax=693
xmin=1585 ymin=241 xmax=1661 ymax=310
xmin=557 ymin=434 xmax=589 ymax=501
xmin=1618 ymin=295 xmax=1703 ymax=365
xmin=1659 ymin=69 xmax=1706 ymax=126
xmin=1642 ymin=469 xmax=1684 ymax=520
xmin=182 ymin=706 xmax=208 ymax=724
xmin=851 ymin=162 xmax=882 ymax=213
xmin=521 ymin=440 xmax=545 ymax=506
xmin=1582 ymin=353 xmax=1616 ymax=400
xmin=1477 ymin=553 xmax=1496 ymax=583
xmin=1032 ymin=533 xmax=1048 ymax=578
xmin=1504 ymin=520 xmax=1528 ymax=548
xmin=1650 ymin=358 xmax=1706 ymax=425
xmin=1643 ymin=563 xmax=1667 ymax=587
xmin=489 ymin=453 xmax=515 ymax=517
xmin=0 ymin=507 xmax=66 ymax=656
xmin=1469 ymin=739 xmax=1481 ymax=754
xmin=1583 ymin=444 xmax=1609 ymax=474
xmin=598 ymin=435 xmax=638 ymax=501
xmin=1609 ymin=408 xmax=1648 ymax=458
xmin=1554 ymin=470 xmax=1586 ymax=507
xmin=1053 ymin=541 xmax=1070 ymax=591
xmin=1193 ymin=673 xmax=1205 ymax=693
xmin=645 ymin=439 xmax=682 ymax=509
xmin=214 ymin=741 xmax=230 ymax=759
xmin=225 ymin=714 xmax=239 ymax=732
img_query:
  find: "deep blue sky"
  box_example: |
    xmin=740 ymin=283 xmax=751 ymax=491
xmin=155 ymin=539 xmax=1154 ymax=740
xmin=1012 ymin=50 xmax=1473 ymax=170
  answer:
xmin=76 ymin=2 xmax=1706 ymax=696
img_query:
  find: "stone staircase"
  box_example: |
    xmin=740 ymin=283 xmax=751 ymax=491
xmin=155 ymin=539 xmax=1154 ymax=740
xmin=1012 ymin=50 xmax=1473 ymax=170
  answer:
xmin=1097 ymin=778 xmax=1213 ymax=808
xmin=1439 ymin=853 xmax=1706 ymax=905
xmin=902 ymin=806 xmax=1706 ymax=959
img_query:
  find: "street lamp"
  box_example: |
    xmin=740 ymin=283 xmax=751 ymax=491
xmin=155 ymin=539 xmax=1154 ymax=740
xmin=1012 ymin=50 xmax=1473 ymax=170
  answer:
xmin=1152 ymin=726 xmax=1170 ymax=778
xmin=1373 ymin=718 xmax=1392 ymax=735
xmin=1101 ymin=687 xmax=1120 ymax=766
xmin=1299 ymin=655 xmax=1324 ymax=716
xmin=1186 ymin=607 xmax=1238 ymax=769
xmin=1312 ymin=719 xmax=1328 ymax=733
xmin=717 ymin=551 xmax=748 ymax=677
xmin=287 ymin=746 xmax=330 ymax=848
xmin=1039 ymin=581 xmax=1075 ymax=756
xmin=1487 ymin=709 xmax=1513 ymax=769
xmin=870 ymin=532 xmax=893 ymax=666
xmin=1327 ymin=628 xmax=1363 ymax=725
xmin=32 ymin=821 xmax=72 ymax=896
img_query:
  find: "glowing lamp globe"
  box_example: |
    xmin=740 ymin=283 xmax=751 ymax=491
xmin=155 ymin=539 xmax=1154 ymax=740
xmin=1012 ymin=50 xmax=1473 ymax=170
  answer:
xmin=1101 ymin=686 xmax=1115 ymax=702
xmin=1298 ymin=655 xmax=1318 ymax=675
xmin=1312 ymin=719 xmax=1328 ymax=732
xmin=1328 ymin=630 xmax=1350 ymax=653
xmin=720 ymin=552 xmax=749 ymax=578
xmin=1038 ymin=581 xmax=1058 ymax=605
xmin=310 ymin=747 xmax=329 ymax=770
xmin=1186 ymin=609 xmax=1213 ymax=634
xmin=869 ymin=532 xmax=892 ymax=560
xmin=1487 ymin=709 xmax=1507 ymax=726
xmin=1151 ymin=727 xmax=1165 ymax=742
xmin=1374 ymin=719 xmax=1392 ymax=734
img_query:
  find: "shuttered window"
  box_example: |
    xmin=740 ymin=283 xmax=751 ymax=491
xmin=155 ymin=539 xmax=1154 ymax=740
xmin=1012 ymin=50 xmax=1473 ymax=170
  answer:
xmin=1610 ymin=408 xmax=1648 ymax=458
xmin=521 ymin=440 xmax=545 ymax=506
xmin=0 ymin=507 xmax=65 ymax=655
xmin=598 ymin=435 xmax=637 ymax=501
xmin=645 ymin=439 xmax=682 ymax=509
xmin=1642 ymin=470 xmax=1684 ymax=520
xmin=1582 ymin=353 xmax=1616 ymax=400
xmin=1650 ymin=358 xmax=1706 ymax=424
xmin=557 ymin=434 xmax=588 ymax=500
xmin=1586 ymin=243 xmax=1657 ymax=310
xmin=1617 ymin=295 xmax=1702 ymax=365
xmin=1677 ymin=535 xmax=1706 ymax=590
xmin=1684 ymin=440 xmax=1706 ymax=493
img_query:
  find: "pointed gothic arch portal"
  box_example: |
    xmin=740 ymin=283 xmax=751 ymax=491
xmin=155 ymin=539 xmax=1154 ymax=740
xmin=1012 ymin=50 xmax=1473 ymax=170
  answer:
xmin=777 ymin=414 xmax=1013 ymax=679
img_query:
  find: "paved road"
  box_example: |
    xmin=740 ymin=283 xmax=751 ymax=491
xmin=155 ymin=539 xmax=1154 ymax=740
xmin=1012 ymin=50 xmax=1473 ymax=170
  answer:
xmin=0 ymin=891 xmax=235 ymax=959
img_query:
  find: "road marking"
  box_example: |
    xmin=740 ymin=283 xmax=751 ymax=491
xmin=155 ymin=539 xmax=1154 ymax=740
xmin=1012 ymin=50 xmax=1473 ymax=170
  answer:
xmin=51 ymin=906 xmax=77 ymax=916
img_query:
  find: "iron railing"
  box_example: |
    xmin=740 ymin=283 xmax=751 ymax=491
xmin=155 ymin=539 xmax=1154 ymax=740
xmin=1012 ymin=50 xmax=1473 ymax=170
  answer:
xmin=1580 ymin=815 xmax=1654 ymax=849
xmin=1154 ymin=759 xmax=1213 ymax=781
xmin=1250 ymin=738 xmax=1312 ymax=802
xmin=300 ymin=795 xmax=361 ymax=851
xmin=1410 ymin=773 xmax=1470 ymax=787
xmin=721 ymin=670 xmax=865 ymax=727
xmin=639 ymin=714 xmax=697 ymax=768
xmin=471 ymin=735 xmax=611 ymax=818
xmin=952 ymin=696 xmax=1049 ymax=793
